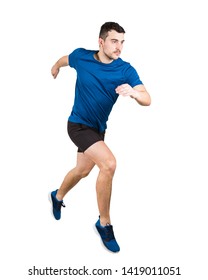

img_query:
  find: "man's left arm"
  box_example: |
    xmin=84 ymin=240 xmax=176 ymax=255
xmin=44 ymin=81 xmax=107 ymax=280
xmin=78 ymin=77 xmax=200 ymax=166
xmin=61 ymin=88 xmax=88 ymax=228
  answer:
xmin=115 ymin=84 xmax=151 ymax=106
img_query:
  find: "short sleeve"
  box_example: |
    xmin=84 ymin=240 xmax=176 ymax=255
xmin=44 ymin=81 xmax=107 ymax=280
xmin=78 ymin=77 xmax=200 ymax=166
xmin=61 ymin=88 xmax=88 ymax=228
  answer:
xmin=68 ymin=48 xmax=84 ymax=69
xmin=124 ymin=64 xmax=143 ymax=87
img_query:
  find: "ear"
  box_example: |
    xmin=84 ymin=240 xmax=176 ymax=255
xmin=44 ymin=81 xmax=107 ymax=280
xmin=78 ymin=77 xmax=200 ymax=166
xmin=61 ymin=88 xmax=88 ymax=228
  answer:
xmin=98 ymin=38 xmax=104 ymax=48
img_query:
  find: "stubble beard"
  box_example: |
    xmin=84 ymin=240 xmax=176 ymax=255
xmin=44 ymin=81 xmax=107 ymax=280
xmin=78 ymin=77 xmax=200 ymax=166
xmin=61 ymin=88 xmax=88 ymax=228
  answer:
xmin=104 ymin=50 xmax=121 ymax=61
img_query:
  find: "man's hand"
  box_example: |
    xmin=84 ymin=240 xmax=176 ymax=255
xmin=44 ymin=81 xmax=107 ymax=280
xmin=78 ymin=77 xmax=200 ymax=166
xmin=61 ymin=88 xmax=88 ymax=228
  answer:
xmin=51 ymin=56 xmax=69 ymax=79
xmin=115 ymin=83 xmax=134 ymax=97
xmin=115 ymin=83 xmax=151 ymax=106
xmin=51 ymin=65 xmax=60 ymax=79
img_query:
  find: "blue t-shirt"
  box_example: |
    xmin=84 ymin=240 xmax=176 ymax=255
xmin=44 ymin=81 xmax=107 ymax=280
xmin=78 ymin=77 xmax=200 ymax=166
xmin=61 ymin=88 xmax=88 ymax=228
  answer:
xmin=68 ymin=48 xmax=143 ymax=132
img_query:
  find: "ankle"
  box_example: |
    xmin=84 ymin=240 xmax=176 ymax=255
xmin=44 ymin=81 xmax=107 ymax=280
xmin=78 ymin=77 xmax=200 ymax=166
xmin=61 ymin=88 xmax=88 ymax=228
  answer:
xmin=100 ymin=216 xmax=111 ymax=227
xmin=56 ymin=190 xmax=63 ymax=201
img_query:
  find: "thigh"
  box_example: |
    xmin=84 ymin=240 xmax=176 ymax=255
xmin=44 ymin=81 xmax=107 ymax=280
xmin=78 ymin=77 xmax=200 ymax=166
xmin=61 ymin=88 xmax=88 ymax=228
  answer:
xmin=84 ymin=141 xmax=116 ymax=169
xmin=76 ymin=152 xmax=95 ymax=173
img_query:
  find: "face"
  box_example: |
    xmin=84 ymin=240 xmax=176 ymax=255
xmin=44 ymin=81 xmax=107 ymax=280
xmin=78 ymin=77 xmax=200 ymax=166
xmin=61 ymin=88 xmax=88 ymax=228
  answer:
xmin=99 ymin=30 xmax=125 ymax=61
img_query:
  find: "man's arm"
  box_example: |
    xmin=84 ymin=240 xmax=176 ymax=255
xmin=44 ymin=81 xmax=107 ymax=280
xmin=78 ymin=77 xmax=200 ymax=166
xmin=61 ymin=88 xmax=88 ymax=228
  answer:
xmin=51 ymin=55 xmax=69 ymax=79
xmin=115 ymin=84 xmax=151 ymax=106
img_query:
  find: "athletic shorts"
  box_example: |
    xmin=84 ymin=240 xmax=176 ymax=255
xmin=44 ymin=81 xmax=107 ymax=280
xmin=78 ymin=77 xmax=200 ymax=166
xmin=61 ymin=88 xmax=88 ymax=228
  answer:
xmin=67 ymin=121 xmax=105 ymax=152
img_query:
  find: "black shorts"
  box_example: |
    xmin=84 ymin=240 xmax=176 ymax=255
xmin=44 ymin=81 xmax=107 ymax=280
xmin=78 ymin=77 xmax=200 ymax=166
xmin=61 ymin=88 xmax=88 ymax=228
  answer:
xmin=67 ymin=121 xmax=105 ymax=152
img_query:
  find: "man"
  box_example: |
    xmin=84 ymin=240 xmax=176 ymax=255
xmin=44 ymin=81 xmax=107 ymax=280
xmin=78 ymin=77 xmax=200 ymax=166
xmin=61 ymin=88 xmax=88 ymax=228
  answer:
xmin=50 ymin=22 xmax=151 ymax=253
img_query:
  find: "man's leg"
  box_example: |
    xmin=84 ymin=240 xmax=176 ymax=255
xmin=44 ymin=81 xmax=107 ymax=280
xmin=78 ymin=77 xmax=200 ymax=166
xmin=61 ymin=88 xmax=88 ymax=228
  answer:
xmin=50 ymin=152 xmax=95 ymax=220
xmin=56 ymin=152 xmax=95 ymax=201
xmin=84 ymin=141 xmax=116 ymax=226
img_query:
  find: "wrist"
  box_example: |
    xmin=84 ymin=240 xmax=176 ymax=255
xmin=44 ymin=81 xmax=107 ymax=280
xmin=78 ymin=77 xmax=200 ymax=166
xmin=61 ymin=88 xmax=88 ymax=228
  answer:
xmin=55 ymin=61 xmax=61 ymax=69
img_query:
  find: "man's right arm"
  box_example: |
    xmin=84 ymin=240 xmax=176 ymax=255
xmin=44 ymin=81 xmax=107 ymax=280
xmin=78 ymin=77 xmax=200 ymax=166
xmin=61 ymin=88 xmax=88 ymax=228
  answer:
xmin=51 ymin=55 xmax=69 ymax=79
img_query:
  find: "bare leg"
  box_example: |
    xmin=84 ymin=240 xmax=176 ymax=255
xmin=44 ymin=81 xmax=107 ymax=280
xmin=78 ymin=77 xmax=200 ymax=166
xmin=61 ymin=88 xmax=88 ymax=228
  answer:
xmin=84 ymin=141 xmax=116 ymax=226
xmin=56 ymin=153 xmax=95 ymax=201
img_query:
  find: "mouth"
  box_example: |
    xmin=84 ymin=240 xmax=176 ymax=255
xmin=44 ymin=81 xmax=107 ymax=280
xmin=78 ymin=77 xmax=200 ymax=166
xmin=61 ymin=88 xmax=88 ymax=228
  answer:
xmin=114 ymin=51 xmax=120 ymax=56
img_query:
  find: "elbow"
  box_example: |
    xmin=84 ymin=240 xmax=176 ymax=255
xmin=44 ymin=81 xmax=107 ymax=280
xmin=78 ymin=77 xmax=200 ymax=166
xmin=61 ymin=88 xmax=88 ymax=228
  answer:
xmin=142 ymin=94 xmax=151 ymax=106
xmin=146 ymin=91 xmax=151 ymax=106
xmin=146 ymin=96 xmax=151 ymax=106
xmin=133 ymin=88 xmax=151 ymax=106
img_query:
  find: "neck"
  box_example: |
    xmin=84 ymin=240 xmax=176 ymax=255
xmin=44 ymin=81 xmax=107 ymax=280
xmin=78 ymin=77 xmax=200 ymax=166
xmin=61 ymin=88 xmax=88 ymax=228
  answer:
xmin=96 ymin=52 xmax=102 ymax=62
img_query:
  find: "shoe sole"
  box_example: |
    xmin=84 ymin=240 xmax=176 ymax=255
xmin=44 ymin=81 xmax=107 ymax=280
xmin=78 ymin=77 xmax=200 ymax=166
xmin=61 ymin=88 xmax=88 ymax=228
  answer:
xmin=48 ymin=192 xmax=57 ymax=220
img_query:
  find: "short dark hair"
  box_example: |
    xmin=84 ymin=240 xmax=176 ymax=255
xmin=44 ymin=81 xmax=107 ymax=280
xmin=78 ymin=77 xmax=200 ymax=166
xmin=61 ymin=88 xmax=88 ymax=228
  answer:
xmin=99 ymin=22 xmax=125 ymax=40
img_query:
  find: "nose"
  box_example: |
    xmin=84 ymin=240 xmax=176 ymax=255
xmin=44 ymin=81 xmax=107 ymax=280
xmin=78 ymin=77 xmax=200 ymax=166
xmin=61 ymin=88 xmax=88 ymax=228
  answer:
xmin=116 ymin=42 xmax=123 ymax=51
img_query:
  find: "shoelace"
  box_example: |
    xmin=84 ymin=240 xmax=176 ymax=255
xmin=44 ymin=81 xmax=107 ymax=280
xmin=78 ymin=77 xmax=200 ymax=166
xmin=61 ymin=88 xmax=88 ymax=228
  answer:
xmin=55 ymin=201 xmax=66 ymax=210
xmin=61 ymin=202 xmax=66 ymax=208
xmin=104 ymin=225 xmax=115 ymax=242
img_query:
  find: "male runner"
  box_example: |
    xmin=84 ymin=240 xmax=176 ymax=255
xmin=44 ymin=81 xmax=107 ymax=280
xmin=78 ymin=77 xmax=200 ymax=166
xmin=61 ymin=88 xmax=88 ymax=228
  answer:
xmin=50 ymin=22 xmax=151 ymax=252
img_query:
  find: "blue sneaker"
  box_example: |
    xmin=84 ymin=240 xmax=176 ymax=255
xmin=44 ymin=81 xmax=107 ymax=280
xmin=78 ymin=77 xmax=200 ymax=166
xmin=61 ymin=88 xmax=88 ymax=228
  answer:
xmin=95 ymin=218 xmax=120 ymax=253
xmin=49 ymin=189 xmax=65 ymax=220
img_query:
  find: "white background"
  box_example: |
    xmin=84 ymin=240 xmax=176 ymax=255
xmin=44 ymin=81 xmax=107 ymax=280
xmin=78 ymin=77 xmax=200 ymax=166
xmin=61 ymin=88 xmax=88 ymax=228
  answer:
xmin=0 ymin=0 xmax=207 ymax=279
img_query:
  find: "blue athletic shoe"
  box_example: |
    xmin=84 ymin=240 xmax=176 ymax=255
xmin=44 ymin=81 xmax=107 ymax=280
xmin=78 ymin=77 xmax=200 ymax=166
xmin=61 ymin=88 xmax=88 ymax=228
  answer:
xmin=49 ymin=189 xmax=65 ymax=220
xmin=95 ymin=218 xmax=120 ymax=253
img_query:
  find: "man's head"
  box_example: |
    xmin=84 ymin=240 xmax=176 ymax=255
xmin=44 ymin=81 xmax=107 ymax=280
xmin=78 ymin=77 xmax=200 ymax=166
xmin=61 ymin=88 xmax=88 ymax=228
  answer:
xmin=99 ymin=22 xmax=125 ymax=40
xmin=98 ymin=22 xmax=125 ymax=61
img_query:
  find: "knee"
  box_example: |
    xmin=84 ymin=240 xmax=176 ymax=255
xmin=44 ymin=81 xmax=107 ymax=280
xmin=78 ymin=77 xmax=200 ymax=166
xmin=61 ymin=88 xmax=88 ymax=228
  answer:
xmin=74 ymin=167 xmax=92 ymax=179
xmin=80 ymin=169 xmax=91 ymax=178
xmin=100 ymin=157 xmax=117 ymax=176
